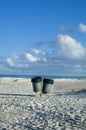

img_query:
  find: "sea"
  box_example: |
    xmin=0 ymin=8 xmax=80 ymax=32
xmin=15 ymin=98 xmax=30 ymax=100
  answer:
xmin=0 ymin=74 xmax=86 ymax=79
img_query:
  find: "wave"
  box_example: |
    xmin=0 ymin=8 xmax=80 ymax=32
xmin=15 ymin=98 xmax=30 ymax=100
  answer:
xmin=0 ymin=74 xmax=86 ymax=79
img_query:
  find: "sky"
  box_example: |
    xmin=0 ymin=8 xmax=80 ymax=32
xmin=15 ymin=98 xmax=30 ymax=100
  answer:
xmin=0 ymin=0 xmax=86 ymax=76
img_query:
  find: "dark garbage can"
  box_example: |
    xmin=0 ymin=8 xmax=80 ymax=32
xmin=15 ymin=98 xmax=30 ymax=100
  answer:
xmin=42 ymin=78 xmax=54 ymax=93
xmin=31 ymin=77 xmax=43 ymax=92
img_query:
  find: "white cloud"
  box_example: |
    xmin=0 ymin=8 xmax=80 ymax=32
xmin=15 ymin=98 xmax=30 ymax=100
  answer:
xmin=25 ymin=53 xmax=39 ymax=62
xmin=3 ymin=34 xmax=86 ymax=75
xmin=32 ymin=49 xmax=45 ymax=55
xmin=6 ymin=49 xmax=47 ymax=69
xmin=79 ymin=23 xmax=86 ymax=33
xmin=24 ymin=49 xmax=47 ymax=62
xmin=6 ymin=58 xmax=15 ymax=67
xmin=32 ymin=49 xmax=41 ymax=55
xmin=57 ymin=34 xmax=85 ymax=59
xmin=6 ymin=57 xmax=29 ymax=68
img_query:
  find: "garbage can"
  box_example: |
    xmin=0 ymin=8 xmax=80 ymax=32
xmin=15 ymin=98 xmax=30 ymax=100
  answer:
xmin=42 ymin=78 xmax=54 ymax=93
xmin=31 ymin=77 xmax=43 ymax=92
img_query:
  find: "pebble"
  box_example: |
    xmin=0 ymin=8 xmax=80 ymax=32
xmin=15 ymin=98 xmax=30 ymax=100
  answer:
xmin=0 ymin=93 xmax=86 ymax=130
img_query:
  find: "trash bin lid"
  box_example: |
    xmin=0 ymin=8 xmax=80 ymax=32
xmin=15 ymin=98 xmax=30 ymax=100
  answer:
xmin=31 ymin=77 xmax=42 ymax=82
xmin=43 ymin=78 xmax=54 ymax=84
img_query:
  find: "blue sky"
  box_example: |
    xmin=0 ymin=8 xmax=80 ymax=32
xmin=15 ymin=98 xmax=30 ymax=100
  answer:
xmin=0 ymin=0 xmax=86 ymax=76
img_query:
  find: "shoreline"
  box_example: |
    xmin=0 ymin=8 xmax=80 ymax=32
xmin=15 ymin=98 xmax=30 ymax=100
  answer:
xmin=0 ymin=74 xmax=86 ymax=79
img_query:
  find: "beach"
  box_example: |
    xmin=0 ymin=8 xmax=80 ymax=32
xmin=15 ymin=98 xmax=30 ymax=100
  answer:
xmin=0 ymin=78 xmax=86 ymax=130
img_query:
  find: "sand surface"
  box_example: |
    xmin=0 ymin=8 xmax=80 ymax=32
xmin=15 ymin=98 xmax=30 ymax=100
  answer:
xmin=0 ymin=78 xmax=86 ymax=130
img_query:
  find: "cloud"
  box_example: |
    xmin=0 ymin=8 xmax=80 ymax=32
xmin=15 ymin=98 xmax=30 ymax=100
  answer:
xmin=24 ymin=49 xmax=47 ymax=62
xmin=57 ymin=34 xmax=86 ymax=59
xmin=79 ymin=23 xmax=86 ymax=33
xmin=32 ymin=48 xmax=45 ymax=55
xmin=24 ymin=53 xmax=39 ymax=62
xmin=6 ymin=58 xmax=15 ymax=67
xmin=2 ymin=34 xmax=86 ymax=75
xmin=6 ymin=49 xmax=47 ymax=69
xmin=6 ymin=57 xmax=29 ymax=68
xmin=34 ymin=40 xmax=57 ymax=53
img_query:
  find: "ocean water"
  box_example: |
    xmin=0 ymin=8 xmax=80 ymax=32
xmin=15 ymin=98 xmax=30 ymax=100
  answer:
xmin=0 ymin=74 xmax=86 ymax=79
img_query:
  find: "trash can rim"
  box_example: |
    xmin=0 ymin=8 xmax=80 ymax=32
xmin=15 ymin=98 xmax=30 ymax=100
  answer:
xmin=43 ymin=78 xmax=54 ymax=84
xmin=31 ymin=77 xmax=42 ymax=82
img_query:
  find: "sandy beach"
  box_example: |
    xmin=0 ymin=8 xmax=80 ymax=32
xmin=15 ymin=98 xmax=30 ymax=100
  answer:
xmin=0 ymin=78 xmax=86 ymax=130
